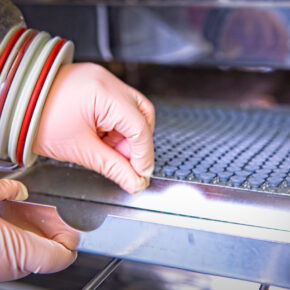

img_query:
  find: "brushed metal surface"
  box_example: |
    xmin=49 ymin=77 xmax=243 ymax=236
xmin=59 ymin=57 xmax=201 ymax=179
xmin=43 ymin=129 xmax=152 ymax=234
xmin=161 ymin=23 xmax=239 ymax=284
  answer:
xmin=2 ymin=163 xmax=290 ymax=288
xmin=1 ymin=193 xmax=290 ymax=288
xmin=15 ymin=163 xmax=290 ymax=232
xmin=16 ymin=4 xmax=290 ymax=68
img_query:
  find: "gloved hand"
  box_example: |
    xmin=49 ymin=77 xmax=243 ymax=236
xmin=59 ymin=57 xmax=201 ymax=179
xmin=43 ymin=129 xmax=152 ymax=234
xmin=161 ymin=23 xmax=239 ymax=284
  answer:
xmin=0 ymin=179 xmax=78 ymax=282
xmin=33 ymin=63 xmax=155 ymax=194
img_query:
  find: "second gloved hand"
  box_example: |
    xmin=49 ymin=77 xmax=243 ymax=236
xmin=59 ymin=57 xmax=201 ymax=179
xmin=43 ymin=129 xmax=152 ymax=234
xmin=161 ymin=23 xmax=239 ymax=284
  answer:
xmin=0 ymin=179 xmax=78 ymax=281
xmin=33 ymin=63 xmax=155 ymax=194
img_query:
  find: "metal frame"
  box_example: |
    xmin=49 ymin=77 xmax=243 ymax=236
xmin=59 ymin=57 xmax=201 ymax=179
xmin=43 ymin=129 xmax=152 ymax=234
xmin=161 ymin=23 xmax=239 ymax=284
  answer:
xmin=4 ymin=162 xmax=290 ymax=289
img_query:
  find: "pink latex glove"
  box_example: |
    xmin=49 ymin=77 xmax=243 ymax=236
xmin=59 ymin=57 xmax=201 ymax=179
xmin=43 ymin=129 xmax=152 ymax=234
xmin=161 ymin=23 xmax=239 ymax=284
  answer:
xmin=33 ymin=63 xmax=155 ymax=194
xmin=0 ymin=179 xmax=78 ymax=281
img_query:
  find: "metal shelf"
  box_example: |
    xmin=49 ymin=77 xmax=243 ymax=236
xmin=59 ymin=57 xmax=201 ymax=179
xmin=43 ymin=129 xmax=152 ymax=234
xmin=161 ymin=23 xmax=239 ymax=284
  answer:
xmin=3 ymin=161 xmax=290 ymax=289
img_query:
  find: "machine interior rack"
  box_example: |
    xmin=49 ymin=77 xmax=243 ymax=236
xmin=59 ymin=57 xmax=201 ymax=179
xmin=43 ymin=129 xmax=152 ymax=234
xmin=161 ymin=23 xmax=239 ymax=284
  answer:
xmin=2 ymin=100 xmax=289 ymax=289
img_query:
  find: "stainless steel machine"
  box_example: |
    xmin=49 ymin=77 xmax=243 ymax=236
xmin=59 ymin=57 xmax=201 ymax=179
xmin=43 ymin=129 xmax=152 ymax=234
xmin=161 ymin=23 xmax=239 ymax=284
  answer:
xmin=1 ymin=1 xmax=290 ymax=289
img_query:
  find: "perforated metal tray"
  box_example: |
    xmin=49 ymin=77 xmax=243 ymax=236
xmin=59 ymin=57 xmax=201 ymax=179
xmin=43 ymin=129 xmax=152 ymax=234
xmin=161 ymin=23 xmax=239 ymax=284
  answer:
xmin=3 ymin=101 xmax=290 ymax=289
xmin=153 ymin=101 xmax=290 ymax=196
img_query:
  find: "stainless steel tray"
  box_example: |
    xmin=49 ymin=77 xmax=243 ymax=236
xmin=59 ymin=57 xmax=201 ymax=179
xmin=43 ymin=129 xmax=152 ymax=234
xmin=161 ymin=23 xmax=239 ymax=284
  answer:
xmin=6 ymin=162 xmax=290 ymax=289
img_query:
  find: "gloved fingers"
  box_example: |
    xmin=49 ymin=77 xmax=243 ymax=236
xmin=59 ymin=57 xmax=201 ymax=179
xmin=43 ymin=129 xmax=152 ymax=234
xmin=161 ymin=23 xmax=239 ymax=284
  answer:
xmin=102 ymin=130 xmax=130 ymax=159
xmin=1 ymin=201 xmax=79 ymax=251
xmin=102 ymin=130 xmax=125 ymax=150
xmin=81 ymin=132 xmax=149 ymax=194
xmin=0 ymin=179 xmax=28 ymax=201
xmin=0 ymin=217 xmax=77 ymax=282
xmin=113 ymin=104 xmax=155 ymax=178
xmin=129 ymin=87 xmax=155 ymax=133
xmin=114 ymin=138 xmax=131 ymax=159
xmin=30 ymin=62 xmax=154 ymax=189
